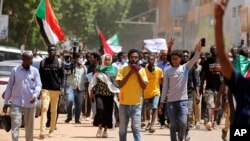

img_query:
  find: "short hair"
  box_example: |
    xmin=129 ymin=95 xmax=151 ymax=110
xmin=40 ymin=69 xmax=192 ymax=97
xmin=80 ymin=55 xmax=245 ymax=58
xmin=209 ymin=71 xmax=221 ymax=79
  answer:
xmin=91 ymin=52 xmax=100 ymax=60
xmin=128 ymin=49 xmax=141 ymax=58
xmin=48 ymin=44 xmax=56 ymax=48
xmin=117 ymin=51 xmax=126 ymax=57
xmin=75 ymin=53 xmax=81 ymax=58
xmin=170 ymin=50 xmax=183 ymax=58
xmin=238 ymin=47 xmax=248 ymax=58
xmin=182 ymin=50 xmax=189 ymax=55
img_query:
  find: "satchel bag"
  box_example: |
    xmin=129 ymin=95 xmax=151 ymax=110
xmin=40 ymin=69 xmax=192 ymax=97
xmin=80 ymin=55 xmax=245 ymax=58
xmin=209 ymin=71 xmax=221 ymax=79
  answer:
xmin=0 ymin=113 xmax=11 ymax=132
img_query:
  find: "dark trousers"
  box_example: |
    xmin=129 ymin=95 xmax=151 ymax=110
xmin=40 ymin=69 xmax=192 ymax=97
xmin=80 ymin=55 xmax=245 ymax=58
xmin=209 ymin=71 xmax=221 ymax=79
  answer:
xmin=82 ymin=92 xmax=91 ymax=117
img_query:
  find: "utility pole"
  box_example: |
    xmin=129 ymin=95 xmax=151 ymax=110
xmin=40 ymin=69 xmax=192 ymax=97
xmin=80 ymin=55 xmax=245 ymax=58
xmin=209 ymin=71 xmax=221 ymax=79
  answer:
xmin=0 ymin=0 xmax=3 ymax=15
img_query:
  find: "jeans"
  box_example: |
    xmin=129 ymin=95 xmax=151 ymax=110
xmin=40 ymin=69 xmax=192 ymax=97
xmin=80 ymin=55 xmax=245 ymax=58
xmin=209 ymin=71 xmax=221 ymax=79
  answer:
xmin=66 ymin=86 xmax=84 ymax=121
xmin=119 ymin=104 xmax=142 ymax=141
xmin=167 ymin=100 xmax=188 ymax=141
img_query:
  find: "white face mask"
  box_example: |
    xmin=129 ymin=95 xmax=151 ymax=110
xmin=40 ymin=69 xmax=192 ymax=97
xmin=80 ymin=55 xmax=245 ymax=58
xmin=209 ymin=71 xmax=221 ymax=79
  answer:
xmin=122 ymin=58 xmax=127 ymax=63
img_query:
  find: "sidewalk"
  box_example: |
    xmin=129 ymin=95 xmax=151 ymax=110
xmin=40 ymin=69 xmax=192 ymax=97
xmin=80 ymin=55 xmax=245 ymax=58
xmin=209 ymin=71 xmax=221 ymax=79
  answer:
xmin=0 ymin=114 xmax=228 ymax=141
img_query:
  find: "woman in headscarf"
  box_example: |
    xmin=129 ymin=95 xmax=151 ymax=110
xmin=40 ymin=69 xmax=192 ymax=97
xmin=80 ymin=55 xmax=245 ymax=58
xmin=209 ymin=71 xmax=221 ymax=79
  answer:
xmin=88 ymin=54 xmax=120 ymax=138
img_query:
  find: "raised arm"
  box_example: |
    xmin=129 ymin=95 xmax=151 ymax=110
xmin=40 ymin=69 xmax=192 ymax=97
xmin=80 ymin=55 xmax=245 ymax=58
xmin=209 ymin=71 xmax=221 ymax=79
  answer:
xmin=187 ymin=42 xmax=202 ymax=70
xmin=214 ymin=0 xmax=233 ymax=80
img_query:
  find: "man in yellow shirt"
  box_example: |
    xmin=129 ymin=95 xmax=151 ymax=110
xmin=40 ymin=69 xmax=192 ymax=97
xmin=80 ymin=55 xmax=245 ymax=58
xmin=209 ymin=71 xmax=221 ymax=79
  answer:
xmin=116 ymin=49 xmax=148 ymax=141
xmin=144 ymin=54 xmax=163 ymax=133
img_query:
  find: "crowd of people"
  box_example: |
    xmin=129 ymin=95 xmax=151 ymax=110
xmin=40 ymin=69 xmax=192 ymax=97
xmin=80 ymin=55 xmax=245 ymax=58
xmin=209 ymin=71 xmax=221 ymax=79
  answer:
xmin=2 ymin=1 xmax=250 ymax=141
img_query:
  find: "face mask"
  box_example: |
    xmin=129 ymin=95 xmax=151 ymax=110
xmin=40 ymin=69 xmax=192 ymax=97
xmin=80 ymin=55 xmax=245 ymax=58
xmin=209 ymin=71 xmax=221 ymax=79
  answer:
xmin=122 ymin=58 xmax=127 ymax=63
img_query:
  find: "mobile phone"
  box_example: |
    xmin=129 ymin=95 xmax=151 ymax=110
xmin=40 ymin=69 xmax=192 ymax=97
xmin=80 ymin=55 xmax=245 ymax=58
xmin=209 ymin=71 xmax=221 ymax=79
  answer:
xmin=201 ymin=38 xmax=206 ymax=47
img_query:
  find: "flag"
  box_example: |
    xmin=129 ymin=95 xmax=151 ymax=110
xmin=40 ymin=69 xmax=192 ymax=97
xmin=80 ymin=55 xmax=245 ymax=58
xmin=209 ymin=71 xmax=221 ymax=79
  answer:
xmin=36 ymin=0 xmax=65 ymax=46
xmin=233 ymin=55 xmax=250 ymax=78
xmin=107 ymin=33 xmax=122 ymax=53
xmin=96 ymin=25 xmax=114 ymax=55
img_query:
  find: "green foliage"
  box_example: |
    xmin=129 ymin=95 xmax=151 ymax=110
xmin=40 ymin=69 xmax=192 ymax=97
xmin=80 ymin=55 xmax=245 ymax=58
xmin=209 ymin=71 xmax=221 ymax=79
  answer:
xmin=0 ymin=0 xmax=61 ymax=50
xmin=0 ymin=0 xmax=152 ymax=51
xmin=60 ymin=0 xmax=131 ymax=49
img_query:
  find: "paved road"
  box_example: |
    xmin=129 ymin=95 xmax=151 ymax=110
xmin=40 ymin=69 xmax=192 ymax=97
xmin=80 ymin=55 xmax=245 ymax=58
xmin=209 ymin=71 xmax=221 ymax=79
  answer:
xmin=0 ymin=114 xmax=228 ymax=141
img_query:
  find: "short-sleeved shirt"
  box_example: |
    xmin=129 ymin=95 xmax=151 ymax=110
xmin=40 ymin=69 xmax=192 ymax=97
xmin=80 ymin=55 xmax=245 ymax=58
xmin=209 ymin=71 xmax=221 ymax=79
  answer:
xmin=201 ymin=57 xmax=222 ymax=91
xmin=224 ymin=70 xmax=250 ymax=125
xmin=144 ymin=66 xmax=163 ymax=99
xmin=116 ymin=66 xmax=148 ymax=105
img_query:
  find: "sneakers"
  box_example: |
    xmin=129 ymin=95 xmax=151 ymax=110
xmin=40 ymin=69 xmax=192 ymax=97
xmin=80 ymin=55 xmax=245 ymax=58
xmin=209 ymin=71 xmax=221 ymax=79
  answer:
xmin=149 ymin=127 xmax=156 ymax=133
xmin=195 ymin=124 xmax=201 ymax=129
xmin=145 ymin=123 xmax=151 ymax=131
xmin=205 ymin=122 xmax=212 ymax=131
xmin=75 ymin=120 xmax=81 ymax=124
xmin=222 ymin=129 xmax=228 ymax=141
xmin=102 ymin=130 xmax=108 ymax=138
xmin=185 ymin=134 xmax=191 ymax=141
xmin=65 ymin=118 xmax=72 ymax=123
xmin=166 ymin=123 xmax=170 ymax=128
xmin=141 ymin=122 xmax=146 ymax=128
xmin=85 ymin=117 xmax=91 ymax=121
xmin=48 ymin=131 xmax=54 ymax=137
xmin=96 ymin=128 xmax=102 ymax=138
xmin=39 ymin=134 xmax=45 ymax=139
xmin=160 ymin=124 xmax=166 ymax=129
xmin=212 ymin=122 xmax=218 ymax=130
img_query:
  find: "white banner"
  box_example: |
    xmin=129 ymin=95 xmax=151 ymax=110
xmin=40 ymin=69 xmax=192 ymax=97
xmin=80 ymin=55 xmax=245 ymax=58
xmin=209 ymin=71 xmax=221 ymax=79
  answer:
xmin=0 ymin=15 xmax=8 ymax=40
xmin=143 ymin=38 xmax=167 ymax=52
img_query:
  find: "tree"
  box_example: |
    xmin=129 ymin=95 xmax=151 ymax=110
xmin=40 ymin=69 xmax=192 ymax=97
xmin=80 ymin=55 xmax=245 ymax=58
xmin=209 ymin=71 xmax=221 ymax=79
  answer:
xmin=1 ymin=0 xmax=62 ymax=50
xmin=60 ymin=0 xmax=131 ymax=50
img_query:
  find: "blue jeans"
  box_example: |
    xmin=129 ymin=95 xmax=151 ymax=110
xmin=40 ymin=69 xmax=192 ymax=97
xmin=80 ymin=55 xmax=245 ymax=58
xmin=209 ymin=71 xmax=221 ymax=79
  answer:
xmin=167 ymin=100 xmax=188 ymax=141
xmin=66 ymin=86 xmax=84 ymax=121
xmin=119 ymin=104 xmax=141 ymax=141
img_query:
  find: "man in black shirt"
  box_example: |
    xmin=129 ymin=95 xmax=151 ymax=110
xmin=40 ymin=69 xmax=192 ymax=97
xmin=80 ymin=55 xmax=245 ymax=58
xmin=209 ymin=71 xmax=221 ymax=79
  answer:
xmin=200 ymin=46 xmax=222 ymax=131
xmin=39 ymin=45 xmax=64 ymax=139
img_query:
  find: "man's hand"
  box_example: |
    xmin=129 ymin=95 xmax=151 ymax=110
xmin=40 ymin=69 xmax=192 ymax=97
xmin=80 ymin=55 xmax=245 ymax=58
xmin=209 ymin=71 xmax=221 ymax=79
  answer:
xmin=2 ymin=91 xmax=5 ymax=99
xmin=214 ymin=0 xmax=228 ymax=19
xmin=90 ymin=94 xmax=95 ymax=103
xmin=158 ymin=103 xmax=164 ymax=114
xmin=130 ymin=64 xmax=141 ymax=73
xmin=3 ymin=104 xmax=9 ymax=113
xmin=167 ymin=38 xmax=175 ymax=49
xmin=30 ymin=96 xmax=36 ymax=103
xmin=195 ymin=96 xmax=201 ymax=104
xmin=195 ymin=41 xmax=202 ymax=52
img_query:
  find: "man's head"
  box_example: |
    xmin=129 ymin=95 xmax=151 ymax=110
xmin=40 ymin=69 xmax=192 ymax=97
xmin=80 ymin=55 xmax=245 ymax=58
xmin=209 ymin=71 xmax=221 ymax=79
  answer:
xmin=210 ymin=45 xmax=216 ymax=56
xmin=90 ymin=52 xmax=100 ymax=65
xmin=22 ymin=52 xmax=33 ymax=70
xmin=147 ymin=54 xmax=156 ymax=67
xmin=160 ymin=49 xmax=168 ymax=63
xmin=170 ymin=50 xmax=183 ymax=67
xmin=230 ymin=47 xmax=238 ymax=59
xmin=112 ymin=53 xmax=118 ymax=63
xmin=32 ymin=48 xmax=38 ymax=57
xmin=128 ymin=49 xmax=140 ymax=64
xmin=75 ymin=53 xmax=83 ymax=66
xmin=182 ymin=50 xmax=190 ymax=63
xmin=238 ymin=47 xmax=249 ymax=58
xmin=47 ymin=45 xmax=56 ymax=58
xmin=117 ymin=51 xmax=126 ymax=62
xmin=64 ymin=51 xmax=71 ymax=63
xmin=143 ymin=52 xmax=149 ymax=61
